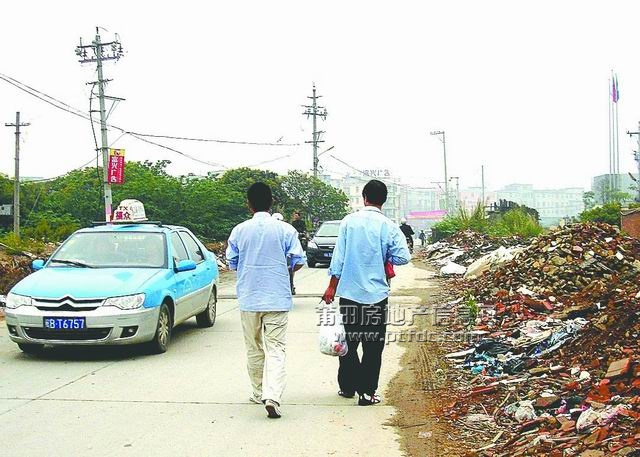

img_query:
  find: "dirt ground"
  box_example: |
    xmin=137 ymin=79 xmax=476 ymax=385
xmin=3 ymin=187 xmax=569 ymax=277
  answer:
xmin=387 ymin=264 xmax=474 ymax=457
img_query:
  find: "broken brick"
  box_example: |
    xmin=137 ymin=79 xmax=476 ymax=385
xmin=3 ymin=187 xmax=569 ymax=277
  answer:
xmin=605 ymin=358 xmax=632 ymax=379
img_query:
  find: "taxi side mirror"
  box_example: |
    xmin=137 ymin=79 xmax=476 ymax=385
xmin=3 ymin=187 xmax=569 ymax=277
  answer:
xmin=32 ymin=259 xmax=45 ymax=271
xmin=176 ymin=259 xmax=197 ymax=272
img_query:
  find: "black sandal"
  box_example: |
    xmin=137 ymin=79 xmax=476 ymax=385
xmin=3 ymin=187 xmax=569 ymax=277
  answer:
xmin=338 ymin=390 xmax=355 ymax=398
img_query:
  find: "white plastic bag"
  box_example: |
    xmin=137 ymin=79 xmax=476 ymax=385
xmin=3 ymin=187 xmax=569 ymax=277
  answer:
xmin=318 ymin=306 xmax=348 ymax=357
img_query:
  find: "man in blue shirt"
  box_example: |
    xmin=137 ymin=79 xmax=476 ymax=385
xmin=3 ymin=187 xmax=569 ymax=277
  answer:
xmin=322 ymin=179 xmax=411 ymax=406
xmin=226 ymin=183 xmax=305 ymax=419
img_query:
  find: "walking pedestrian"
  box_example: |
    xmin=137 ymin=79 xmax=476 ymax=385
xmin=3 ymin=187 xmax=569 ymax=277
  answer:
xmin=321 ymin=179 xmax=411 ymax=406
xmin=226 ymin=183 xmax=305 ymax=419
xmin=419 ymin=229 xmax=427 ymax=246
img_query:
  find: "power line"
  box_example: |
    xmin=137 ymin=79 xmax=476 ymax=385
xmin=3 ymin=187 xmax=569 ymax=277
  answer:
xmin=131 ymin=132 xmax=300 ymax=147
xmin=0 ymin=72 xmax=301 ymax=149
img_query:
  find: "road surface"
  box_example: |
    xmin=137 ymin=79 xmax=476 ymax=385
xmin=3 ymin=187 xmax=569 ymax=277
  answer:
xmin=0 ymin=263 xmax=429 ymax=457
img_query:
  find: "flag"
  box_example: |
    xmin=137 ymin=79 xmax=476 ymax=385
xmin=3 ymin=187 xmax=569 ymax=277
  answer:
xmin=612 ymin=74 xmax=619 ymax=103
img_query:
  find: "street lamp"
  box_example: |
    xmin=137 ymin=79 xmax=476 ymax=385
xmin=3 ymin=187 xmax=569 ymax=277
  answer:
xmin=430 ymin=130 xmax=449 ymax=210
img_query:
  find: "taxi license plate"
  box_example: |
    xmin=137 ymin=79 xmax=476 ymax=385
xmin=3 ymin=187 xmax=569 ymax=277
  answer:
xmin=323 ymin=252 xmax=332 ymax=258
xmin=43 ymin=317 xmax=86 ymax=330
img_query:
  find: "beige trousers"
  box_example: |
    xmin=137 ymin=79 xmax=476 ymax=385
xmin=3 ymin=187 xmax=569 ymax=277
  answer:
xmin=240 ymin=311 xmax=288 ymax=405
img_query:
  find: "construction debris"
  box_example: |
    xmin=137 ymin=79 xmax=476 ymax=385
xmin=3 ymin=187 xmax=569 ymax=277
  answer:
xmin=421 ymin=223 xmax=640 ymax=456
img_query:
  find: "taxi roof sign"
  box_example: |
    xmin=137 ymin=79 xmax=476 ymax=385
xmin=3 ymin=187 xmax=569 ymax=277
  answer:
xmin=112 ymin=199 xmax=148 ymax=223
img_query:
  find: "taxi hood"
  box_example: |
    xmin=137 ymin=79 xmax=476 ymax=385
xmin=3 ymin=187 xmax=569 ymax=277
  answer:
xmin=10 ymin=267 xmax=167 ymax=299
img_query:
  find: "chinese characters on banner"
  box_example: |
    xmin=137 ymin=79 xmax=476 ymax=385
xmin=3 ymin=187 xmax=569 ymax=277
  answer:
xmin=107 ymin=149 xmax=125 ymax=184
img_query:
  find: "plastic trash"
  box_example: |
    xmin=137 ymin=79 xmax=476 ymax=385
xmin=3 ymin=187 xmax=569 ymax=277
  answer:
xmin=318 ymin=306 xmax=348 ymax=357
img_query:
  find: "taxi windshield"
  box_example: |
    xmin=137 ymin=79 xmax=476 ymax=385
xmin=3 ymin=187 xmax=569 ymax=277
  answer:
xmin=49 ymin=231 xmax=167 ymax=269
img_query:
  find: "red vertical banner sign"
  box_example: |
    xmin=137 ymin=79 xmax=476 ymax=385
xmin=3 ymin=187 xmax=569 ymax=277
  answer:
xmin=107 ymin=149 xmax=125 ymax=184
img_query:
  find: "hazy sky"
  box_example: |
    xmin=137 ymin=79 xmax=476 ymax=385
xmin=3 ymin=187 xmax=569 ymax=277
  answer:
xmin=2 ymin=1 xmax=640 ymax=192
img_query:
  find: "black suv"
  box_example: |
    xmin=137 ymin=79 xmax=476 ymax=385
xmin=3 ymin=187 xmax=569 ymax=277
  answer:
xmin=306 ymin=220 xmax=341 ymax=268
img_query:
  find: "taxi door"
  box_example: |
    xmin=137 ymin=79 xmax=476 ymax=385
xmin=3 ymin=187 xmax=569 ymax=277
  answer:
xmin=170 ymin=231 xmax=196 ymax=324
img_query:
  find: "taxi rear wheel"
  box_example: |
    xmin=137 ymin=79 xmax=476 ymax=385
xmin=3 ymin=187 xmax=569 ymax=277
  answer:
xmin=148 ymin=303 xmax=172 ymax=354
xmin=196 ymin=286 xmax=217 ymax=328
xmin=18 ymin=343 xmax=44 ymax=354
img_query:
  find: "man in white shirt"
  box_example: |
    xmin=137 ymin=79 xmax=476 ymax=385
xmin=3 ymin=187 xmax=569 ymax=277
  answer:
xmin=226 ymin=183 xmax=305 ymax=418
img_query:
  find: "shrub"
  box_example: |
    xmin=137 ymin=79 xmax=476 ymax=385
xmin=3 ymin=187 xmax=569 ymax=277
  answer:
xmin=579 ymin=203 xmax=621 ymax=227
xmin=0 ymin=232 xmax=46 ymax=255
xmin=490 ymin=208 xmax=543 ymax=238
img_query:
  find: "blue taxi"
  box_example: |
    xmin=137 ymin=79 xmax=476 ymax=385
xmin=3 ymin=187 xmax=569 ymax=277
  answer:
xmin=4 ymin=201 xmax=219 ymax=354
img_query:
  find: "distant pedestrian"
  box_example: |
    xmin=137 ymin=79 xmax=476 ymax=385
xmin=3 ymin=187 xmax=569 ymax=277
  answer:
xmin=226 ymin=183 xmax=305 ymax=419
xmin=321 ymin=179 xmax=411 ymax=406
xmin=419 ymin=229 xmax=427 ymax=246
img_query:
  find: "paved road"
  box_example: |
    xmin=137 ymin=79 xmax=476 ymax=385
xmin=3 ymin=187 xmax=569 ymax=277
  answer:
xmin=0 ymin=264 xmax=429 ymax=457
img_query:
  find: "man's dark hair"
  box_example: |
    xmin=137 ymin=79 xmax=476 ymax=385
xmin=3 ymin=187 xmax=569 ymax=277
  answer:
xmin=247 ymin=182 xmax=273 ymax=212
xmin=294 ymin=211 xmax=301 ymax=216
xmin=362 ymin=179 xmax=387 ymax=205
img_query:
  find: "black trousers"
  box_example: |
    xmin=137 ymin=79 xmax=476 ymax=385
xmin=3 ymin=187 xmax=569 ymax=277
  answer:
xmin=338 ymin=297 xmax=388 ymax=396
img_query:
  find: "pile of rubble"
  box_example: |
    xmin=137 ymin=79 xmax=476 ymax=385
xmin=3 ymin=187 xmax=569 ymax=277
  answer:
xmin=420 ymin=230 xmax=523 ymax=277
xmin=421 ymin=223 xmax=640 ymax=455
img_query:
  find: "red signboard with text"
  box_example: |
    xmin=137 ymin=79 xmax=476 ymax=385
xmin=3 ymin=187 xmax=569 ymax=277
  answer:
xmin=107 ymin=149 xmax=125 ymax=184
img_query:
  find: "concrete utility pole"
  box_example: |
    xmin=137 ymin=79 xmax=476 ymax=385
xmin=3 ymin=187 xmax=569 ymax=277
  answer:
xmin=303 ymin=84 xmax=327 ymax=178
xmin=449 ymin=176 xmax=460 ymax=211
xmin=481 ymin=165 xmax=485 ymax=206
xmin=5 ymin=112 xmax=30 ymax=236
xmin=430 ymin=130 xmax=449 ymax=210
xmin=76 ymin=27 xmax=125 ymax=221
xmin=626 ymin=121 xmax=640 ymax=202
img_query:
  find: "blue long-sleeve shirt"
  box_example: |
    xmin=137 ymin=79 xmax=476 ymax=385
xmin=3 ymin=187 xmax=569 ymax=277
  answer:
xmin=328 ymin=206 xmax=411 ymax=304
xmin=226 ymin=212 xmax=305 ymax=312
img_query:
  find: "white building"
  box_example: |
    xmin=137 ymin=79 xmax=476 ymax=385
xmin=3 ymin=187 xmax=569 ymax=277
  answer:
xmin=495 ymin=183 xmax=584 ymax=226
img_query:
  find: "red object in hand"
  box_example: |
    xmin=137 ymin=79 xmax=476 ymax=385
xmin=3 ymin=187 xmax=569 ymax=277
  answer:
xmin=385 ymin=262 xmax=396 ymax=279
xmin=322 ymin=286 xmax=337 ymax=304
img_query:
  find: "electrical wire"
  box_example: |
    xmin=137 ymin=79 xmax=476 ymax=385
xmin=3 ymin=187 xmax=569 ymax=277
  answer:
xmin=130 ymin=132 xmax=300 ymax=147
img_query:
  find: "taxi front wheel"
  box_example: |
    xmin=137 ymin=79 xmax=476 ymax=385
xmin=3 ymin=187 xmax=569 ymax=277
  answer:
xmin=147 ymin=303 xmax=172 ymax=354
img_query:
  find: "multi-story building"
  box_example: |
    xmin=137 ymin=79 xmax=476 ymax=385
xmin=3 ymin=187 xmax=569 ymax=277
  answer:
xmin=495 ymin=184 xmax=584 ymax=226
xmin=592 ymin=173 xmax=638 ymax=204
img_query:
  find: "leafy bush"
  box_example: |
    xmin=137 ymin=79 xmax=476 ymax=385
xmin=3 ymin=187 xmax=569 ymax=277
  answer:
xmin=579 ymin=203 xmax=621 ymax=226
xmin=22 ymin=211 xmax=80 ymax=242
xmin=431 ymin=205 xmax=542 ymax=241
xmin=431 ymin=204 xmax=488 ymax=242
xmin=489 ymin=208 xmax=543 ymax=238
xmin=0 ymin=232 xmax=46 ymax=255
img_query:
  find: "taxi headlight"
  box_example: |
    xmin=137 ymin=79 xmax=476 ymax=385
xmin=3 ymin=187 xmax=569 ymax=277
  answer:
xmin=103 ymin=293 xmax=145 ymax=310
xmin=6 ymin=293 xmax=33 ymax=309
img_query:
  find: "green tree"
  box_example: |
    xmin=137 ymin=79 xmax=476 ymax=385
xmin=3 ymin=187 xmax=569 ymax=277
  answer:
xmin=583 ymin=191 xmax=596 ymax=211
xmin=279 ymin=170 xmax=349 ymax=222
xmin=112 ymin=160 xmax=184 ymax=224
xmin=182 ymin=176 xmax=247 ymax=241
xmin=579 ymin=203 xmax=621 ymax=226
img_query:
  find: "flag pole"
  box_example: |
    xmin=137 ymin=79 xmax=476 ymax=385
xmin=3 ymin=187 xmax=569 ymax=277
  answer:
xmin=614 ymin=74 xmax=620 ymax=194
xmin=609 ymin=76 xmax=613 ymax=203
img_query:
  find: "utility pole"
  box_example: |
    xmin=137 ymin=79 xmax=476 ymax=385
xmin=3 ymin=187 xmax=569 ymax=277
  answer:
xmin=303 ymin=84 xmax=327 ymax=178
xmin=626 ymin=121 xmax=640 ymax=202
xmin=481 ymin=165 xmax=485 ymax=206
xmin=430 ymin=130 xmax=449 ymax=210
xmin=449 ymin=176 xmax=460 ymax=211
xmin=5 ymin=112 xmax=29 ymax=236
xmin=76 ymin=27 xmax=125 ymax=221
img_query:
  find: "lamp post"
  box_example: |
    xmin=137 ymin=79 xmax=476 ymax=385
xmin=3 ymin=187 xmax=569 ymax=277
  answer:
xmin=430 ymin=130 xmax=448 ymax=210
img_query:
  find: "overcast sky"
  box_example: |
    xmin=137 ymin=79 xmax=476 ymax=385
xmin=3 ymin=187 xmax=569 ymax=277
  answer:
xmin=1 ymin=1 xmax=639 ymax=192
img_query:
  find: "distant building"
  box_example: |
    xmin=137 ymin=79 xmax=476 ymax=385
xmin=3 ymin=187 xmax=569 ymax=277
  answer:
xmin=592 ymin=173 xmax=638 ymax=204
xmin=495 ymin=183 xmax=584 ymax=226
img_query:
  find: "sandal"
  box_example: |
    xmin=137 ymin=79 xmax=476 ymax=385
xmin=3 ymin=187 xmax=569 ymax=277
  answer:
xmin=358 ymin=392 xmax=381 ymax=406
